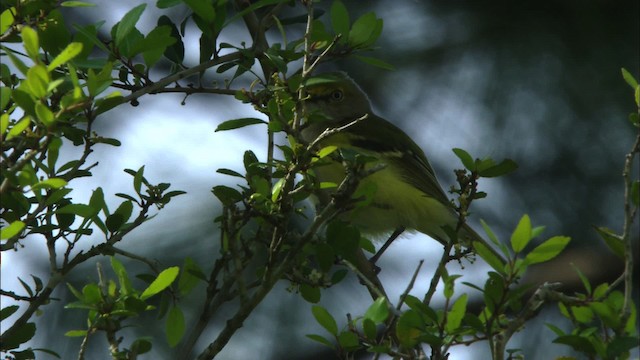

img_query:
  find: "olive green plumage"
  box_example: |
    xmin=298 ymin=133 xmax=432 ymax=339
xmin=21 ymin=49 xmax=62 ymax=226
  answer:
xmin=301 ymin=72 xmax=494 ymax=252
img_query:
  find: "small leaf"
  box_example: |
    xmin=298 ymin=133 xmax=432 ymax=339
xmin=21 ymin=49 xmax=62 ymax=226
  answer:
xmin=215 ymin=118 xmax=266 ymax=132
xmin=300 ymin=284 xmax=321 ymax=303
xmin=311 ymin=305 xmax=338 ymax=335
xmin=1 ymin=305 xmax=19 ymax=321
xmin=594 ymin=226 xmax=624 ymax=259
xmin=212 ymin=185 xmax=243 ymax=206
xmin=473 ymin=241 xmax=505 ymax=274
xmin=56 ymin=204 xmax=98 ymax=218
xmin=115 ymin=4 xmax=147 ymax=46
xmin=452 ymin=148 xmax=475 ymax=170
xmin=363 ymin=297 xmax=389 ymax=324
xmin=337 ymin=331 xmax=359 ymax=350
xmin=47 ymin=42 xmax=83 ymax=71
xmin=478 ymin=159 xmax=518 ymax=177
xmin=553 ymin=335 xmax=597 ymax=355
xmin=510 ymin=214 xmax=532 ymax=253
xmin=166 ymin=306 xmax=185 ymax=347
xmin=65 ymin=329 xmax=89 ymax=338
xmin=305 ymin=334 xmax=335 ymax=349
xmin=446 ymin=294 xmax=468 ymax=332
xmin=270 ymin=178 xmax=285 ymax=202
xmin=621 ymin=68 xmax=638 ymax=89
xmin=524 ymin=236 xmax=571 ymax=265
xmin=157 ymin=0 xmax=182 ymax=8
xmin=631 ymin=180 xmax=639 ymax=206
xmin=316 ymin=145 xmax=338 ymax=159
xmin=395 ymin=310 xmax=423 ymax=348
xmin=183 ymin=0 xmax=216 ymax=22
xmin=216 ymin=168 xmax=244 ymax=178
xmin=6 ymin=117 xmax=31 ymax=141
xmin=1 ymin=221 xmax=25 ymax=240
xmin=330 ymin=0 xmax=350 ymax=37
xmin=140 ymin=266 xmax=179 ymax=300
xmin=21 ymin=27 xmax=40 ymax=61
xmin=353 ymin=55 xmax=395 ymax=71
xmin=0 ymin=7 xmax=15 ymax=34
xmin=61 ymin=1 xmax=96 ymax=6
xmin=31 ymin=178 xmax=67 ymax=190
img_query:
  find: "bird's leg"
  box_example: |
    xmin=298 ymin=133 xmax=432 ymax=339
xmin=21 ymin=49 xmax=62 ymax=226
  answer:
xmin=369 ymin=227 xmax=405 ymax=268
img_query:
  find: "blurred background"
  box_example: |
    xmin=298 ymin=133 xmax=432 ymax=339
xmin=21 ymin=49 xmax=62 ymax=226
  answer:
xmin=2 ymin=0 xmax=638 ymax=359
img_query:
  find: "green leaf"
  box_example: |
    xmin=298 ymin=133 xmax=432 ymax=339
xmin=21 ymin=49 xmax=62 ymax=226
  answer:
xmin=130 ymin=338 xmax=152 ymax=354
xmin=337 ymin=331 xmax=359 ymax=350
xmin=594 ymin=226 xmax=624 ymax=259
xmin=65 ymin=330 xmax=88 ymax=337
xmin=363 ymin=297 xmax=389 ymax=324
xmin=111 ymin=256 xmax=134 ymax=295
xmin=115 ymin=4 xmax=147 ymax=46
xmin=212 ymin=185 xmax=243 ymax=206
xmin=56 ymin=204 xmax=99 ymax=218
xmin=300 ymin=284 xmax=321 ymax=303
xmin=271 ymin=178 xmax=285 ymax=202
xmin=34 ymin=102 xmax=55 ymax=126
xmin=1 ymin=87 xmax=11 ymax=111
xmin=166 ymin=305 xmax=185 ymax=347
xmin=1 ymin=305 xmax=19 ymax=321
xmin=446 ymin=294 xmax=468 ymax=332
xmin=31 ymin=178 xmax=67 ymax=190
xmin=311 ymin=305 xmax=338 ymax=335
xmin=156 ymin=0 xmax=182 ymax=8
xmin=178 ymin=257 xmax=205 ymax=296
xmin=305 ymin=334 xmax=335 ymax=349
xmin=47 ymin=42 xmax=83 ymax=71
xmin=473 ymin=241 xmax=505 ymax=274
xmin=6 ymin=117 xmax=31 ymax=141
xmin=478 ymin=159 xmax=518 ymax=177
xmin=353 ymin=55 xmax=395 ymax=71
xmin=2 ymin=322 xmax=36 ymax=350
xmin=105 ymin=201 xmax=133 ymax=233
xmin=216 ymin=168 xmax=244 ymax=178
xmin=523 ymin=236 xmax=571 ymax=265
xmin=61 ymin=1 xmax=96 ymax=6
xmin=348 ymin=12 xmax=382 ymax=48
xmin=362 ymin=318 xmax=377 ymax=340
xmin=395 ymin=310 xmax=423 ymax=348
xmin=140 ymin=266 xmax=179 ymax=300
xmin=510 ymin=214 xmax=532 ymax=253
xmin=330 ymin=0 xmax=350 ymax=37
xmin=452 ymin=148 xmax=475 ymax=170
xmin=1 ymin=220 xmax=25 ymax=240
xmin=25 ymin=64 xmax=50 ymax=99
xmin=570 ymin=263 xmax=592 ymax=294
xmin=215 ymin=118 xmax=266 ymax=131
xmin=0 ymin=7 xmax=15 ymax=34
xmin=553 ymin=334 xmax=597 ymax=355
xmin=184 ymin=0 xmax=216 ymax=23
xmin=621 ymin=68 xmax=638 ymax=89
xmin=631 ymin=180 xmax=639 ymax=206
xmin=21 ymin=27 xmax=40 ymax=61
xmin=316 ymin=146 xmax=338 ymax=159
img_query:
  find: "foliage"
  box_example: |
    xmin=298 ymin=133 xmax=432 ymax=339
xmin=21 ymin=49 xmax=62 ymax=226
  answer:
xmin=1 ymin=1 xmax=638 ymax=359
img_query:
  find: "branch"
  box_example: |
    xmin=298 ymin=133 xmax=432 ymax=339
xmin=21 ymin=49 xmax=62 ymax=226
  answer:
xmin=120 ymin=52 xmax=244 ymax=104
xmin=619 ymin=131 xmax=640 ymax=329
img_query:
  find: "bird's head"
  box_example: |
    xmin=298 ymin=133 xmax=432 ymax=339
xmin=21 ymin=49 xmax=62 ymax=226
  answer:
xmin=303 ymin=72 xmax=372 ymax=125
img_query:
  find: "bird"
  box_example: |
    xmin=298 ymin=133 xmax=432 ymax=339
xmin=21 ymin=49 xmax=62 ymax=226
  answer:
xmin=299 ymin=72 xmax=503 ymax=276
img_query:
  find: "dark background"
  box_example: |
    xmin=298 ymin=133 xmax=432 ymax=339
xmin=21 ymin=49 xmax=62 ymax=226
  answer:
xmin=7 ymin=0 xmax=638 ymax=359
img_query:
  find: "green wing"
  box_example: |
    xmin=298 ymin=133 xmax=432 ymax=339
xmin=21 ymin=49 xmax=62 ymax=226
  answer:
xmin=344 ymin=114 xmax=452 ymax=206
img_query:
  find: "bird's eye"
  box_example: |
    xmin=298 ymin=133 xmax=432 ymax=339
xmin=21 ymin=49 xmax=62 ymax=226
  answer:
xmin=330 ymin=90 xmax=344 ymax=101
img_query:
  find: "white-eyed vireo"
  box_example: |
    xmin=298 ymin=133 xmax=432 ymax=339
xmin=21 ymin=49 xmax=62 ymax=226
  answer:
xmin=300 ymin=72 xmax=500 ymax=261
